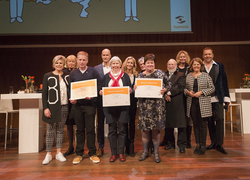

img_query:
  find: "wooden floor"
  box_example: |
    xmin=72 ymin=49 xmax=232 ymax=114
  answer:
xmin=0 ymin=125 xmax=250 ymax=180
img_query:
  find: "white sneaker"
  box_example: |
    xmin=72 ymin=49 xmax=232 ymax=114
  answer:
xmin=42 ymin=154 xmax=52 ymax=165
xmin=56 ymin=152 xmax=66 ymax=162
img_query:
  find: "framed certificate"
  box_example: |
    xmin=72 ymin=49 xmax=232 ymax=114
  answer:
xmin=71 ymin=79 xmax=97 ymax=100
xmin=135 ymin=78 xmax=163 ymax=98
xmin=102 ymin=86 xmax=130 ymax=107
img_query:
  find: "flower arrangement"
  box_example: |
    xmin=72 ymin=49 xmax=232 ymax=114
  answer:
xmin=242 ymin=74 xmax=250 ymax=88
xmin=21 ymin=75 xmax=35 ymax=93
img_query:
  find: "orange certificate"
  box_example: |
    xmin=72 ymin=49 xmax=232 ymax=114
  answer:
xmin=135 ymin=78 xmax=163 ymax=98
xmin=71 ymin=79 xmax=97 ymax=100
xmin=102 ymin=86 xmax=130 ymax=107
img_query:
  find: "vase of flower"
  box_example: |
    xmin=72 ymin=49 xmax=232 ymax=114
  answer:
xmin=29 ymin=76 xmax=35 ymax=93
xmin=242 ymin=74 xmax=250 ymax=88
xmin=25 ymin=82 xmax=29 ymax=93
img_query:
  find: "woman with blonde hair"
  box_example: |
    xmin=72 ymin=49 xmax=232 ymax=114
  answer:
xmin=63 ymin=55 xmax=77 ymax=156
xmin=122 ymin=56 xmax=138 ymax=157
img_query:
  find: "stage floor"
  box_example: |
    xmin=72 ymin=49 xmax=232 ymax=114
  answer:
xmin=0 ymin=124 xmax=250 ymax=180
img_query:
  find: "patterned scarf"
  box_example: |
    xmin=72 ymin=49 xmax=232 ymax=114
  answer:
xmin=109 ymin=70 xmax=124 ymax=87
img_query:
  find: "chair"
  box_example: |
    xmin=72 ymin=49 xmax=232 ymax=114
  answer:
xmin=0 ymin=99 xmax=19 ymax=149
xmin=224 ymin=92 xmax=243 ymax=136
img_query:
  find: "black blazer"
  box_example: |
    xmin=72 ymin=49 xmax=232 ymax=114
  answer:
xmin=42 ymin=72 xmax=69 ymax=123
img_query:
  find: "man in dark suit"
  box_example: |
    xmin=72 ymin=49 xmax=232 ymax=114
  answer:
xmin=203 ymin=47 xmax=230 ymax=154
xmin=163 ymin=59 xmax=187 ymax=153
xmin=94 ymin=49 xmax=112 ymax=157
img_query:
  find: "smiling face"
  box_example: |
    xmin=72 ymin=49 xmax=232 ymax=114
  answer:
xmin=167 ymin=59 xmax=177 ymax=73
xmin=77 ymin=54 xmax=88 ymax=70
xmin=126 ymin=59 xmax=134 ymax=70
xmin=67 ymin=58 xmax=76 ymax=69
xmin=179 ymin=53 xmax=187 ymax=64
xmin=192 ymin=60 xmax=201 ymax=73
xmin=145 ymin=59 xmax=155 ymax=72
xmin=203 ymin=49 xmax=214 ymax=64
xmin=54 ymin=60 xmax=64 ymax=71
xmin=111 ymin=60 xmax=121 ymax=72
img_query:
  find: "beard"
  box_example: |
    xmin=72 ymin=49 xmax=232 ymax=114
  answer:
xmin=168 ymin=66 xmax=177 ymax=74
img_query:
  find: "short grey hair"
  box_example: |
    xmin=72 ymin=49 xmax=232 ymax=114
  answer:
xmin=109 ymin=56 xmax=122 ymax=66
xmin=138 ymin=56 xmax=144 ymax=64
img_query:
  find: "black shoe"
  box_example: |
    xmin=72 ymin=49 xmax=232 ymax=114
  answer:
xmin=186 ymin=142 xmax=191 ymax=149
xmin=159 ymin=140 xmax=168 ymax=146
xmin=154 ymin=153 xmax=161 ymax=163
xmin=216 ymin=145 xmax=228 ymax=155
xmin=64 ymin=147 xmax=74 ymax=156
xmin=164 ymin=144 xmax=175 ymax=150
xmin=198 ymin=146 xmax=206 ymax=155
xmin=129 ymin=143 xmax=135 ymax=157
xmin=179 ymin=147 xmax=186 ymax=153
xmin=194 ymin=146 xmax=200 ymax=154
xmin=138 ymin=152 xmax=149 ymax=161
xmin=206 ymin=143 xmax=216 ymax=150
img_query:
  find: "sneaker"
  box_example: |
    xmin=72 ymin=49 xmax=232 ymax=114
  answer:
xmin=73 ymin=155 xmax=82 ymax=165
xmin=96 ymin=148 xmax=104 ymax=157
xmin=56 ymin=152 xmax=66 ymax=162
xmin=90 ymin=155 xmax=100 ymax=163
xmin=42 ymin=153 xmax=52 ymax=165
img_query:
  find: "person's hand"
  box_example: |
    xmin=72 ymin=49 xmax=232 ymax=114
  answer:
xmin=69 ymin=98 xmax=77 ymax=104
xmin=99 ymin=90 xmax=103 ymax=96
xmin=134 ymin=85 xmax=137 ymax=91
xmin=44 ymin=108 xmax=51 ymax=118
xmin=85 ymin=97 xmax=92 ymax=100
xmin=193 ymin=91 xmax=203 ymax=98
xmin=187 ymin=91 xmax=195 ymax=97
xmin=129 ymin=87 xmax=132 ymax=94
xmin=160 ymin=87 xmax=166 ymax=95
xmin=165 ymin=94 xmax=171 ymax=102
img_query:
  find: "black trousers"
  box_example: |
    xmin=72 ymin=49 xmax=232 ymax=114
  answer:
xmin=190 ymin=98 xmax=208 ymax=147
xmin=126 ymin=101 xmax=137 ymax=146
xmin=96 ymin=95 xmax=105 ymax=149
xmin=108 ymin=108 xmax=127 ymax=155
xmin=165 ymin=127 xmax=187 ymax=148
xmin=208 ymin=102 xmax=224 ymax=145
xmin=73 ymin=104 xmax=96 ymax=156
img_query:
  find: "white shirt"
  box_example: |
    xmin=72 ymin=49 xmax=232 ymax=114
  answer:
xmin=103 ymin=62 xmax=111 ymax=75
xmin=204 ymin=60 xmax=230 ymax=103
xmin=60 ymin=80 xmax=68 ymax=105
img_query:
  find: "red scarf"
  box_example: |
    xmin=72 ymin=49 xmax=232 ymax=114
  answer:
xmin=109 ymin=70 xmax=124 ymax=87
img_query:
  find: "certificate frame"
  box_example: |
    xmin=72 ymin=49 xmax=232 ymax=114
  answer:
xmin=102 ymin=86 xmax=130 ymax=107
xmin=70 ymin=79 xmax=97 ymax=100
xmin=135 ymin=78 xmax=163 ymax=98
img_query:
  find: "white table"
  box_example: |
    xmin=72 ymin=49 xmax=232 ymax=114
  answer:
xmin=1 ymin=93 xmax=44 ymax=154
xmin=231 ymin=89 xmax=250 ymax=134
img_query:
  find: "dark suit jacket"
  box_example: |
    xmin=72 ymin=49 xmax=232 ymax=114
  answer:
xmin=204 ymin=62 xmax=230 ymax=104
xmin=164 ymin=70 xmax=186 ymax=128
xmin=102 ymin=72 xmax=132 ymax=124
xmin=94 ymin=63 xmax=105 ymax=81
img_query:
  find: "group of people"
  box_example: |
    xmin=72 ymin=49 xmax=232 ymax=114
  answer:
xmin=41 ymin=47 xmax=230 ymax=165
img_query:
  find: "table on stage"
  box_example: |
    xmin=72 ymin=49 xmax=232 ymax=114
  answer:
xmin=1 ymin=93 xmax=44 ymax=154
xmin=231 ymin=89 xmax=250 ymax=134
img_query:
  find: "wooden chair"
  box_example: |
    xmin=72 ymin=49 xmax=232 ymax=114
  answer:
xmin=0 ymin=99 xmax=19 ymax=149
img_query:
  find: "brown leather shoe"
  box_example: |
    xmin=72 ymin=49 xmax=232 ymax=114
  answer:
xmin=109 ymin=155 xmax=117 ymax=162
xmin=96 ymin=148 xmax=104 ymax=157
xmin=119 ymin=154 xmax=126 ymax=162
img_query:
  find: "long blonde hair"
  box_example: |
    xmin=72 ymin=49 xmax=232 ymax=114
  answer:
xmin=122 ymin=56 xmax=138 ymax=77
xmin=176 ymin=50 xmax=190 ymax=65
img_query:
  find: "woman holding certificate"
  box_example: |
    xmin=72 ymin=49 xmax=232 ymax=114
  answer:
xmin=185 ymin=57 xmax=215 ymax=155
xmin=42 ymin=55 xmax=69 ymax=165
xmin=122 ymin=56 xmax=138 ymax=157
xmin=136 ymin=53 xmax=166 ymax=163
xmin=100 ymin=56 xmax=132 ymax=162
